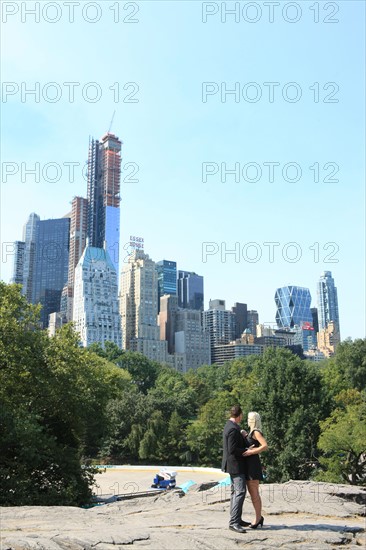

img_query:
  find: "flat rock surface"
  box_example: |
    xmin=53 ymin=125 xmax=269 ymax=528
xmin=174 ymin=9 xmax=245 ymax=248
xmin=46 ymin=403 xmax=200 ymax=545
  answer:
xmin=1 ymin=481 xmax=365 ymax=549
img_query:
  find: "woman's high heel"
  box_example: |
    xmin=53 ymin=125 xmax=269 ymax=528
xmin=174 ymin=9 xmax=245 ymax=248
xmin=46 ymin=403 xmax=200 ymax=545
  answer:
xmin=250 ymin=516 xmax=264 ymax=529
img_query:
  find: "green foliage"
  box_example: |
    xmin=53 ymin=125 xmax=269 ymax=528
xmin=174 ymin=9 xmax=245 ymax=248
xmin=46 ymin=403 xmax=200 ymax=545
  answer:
xmin=0 ymin=283 xmax=130 ymax=505
xmin=186 ymin=391 xmax=233 ymax=466
xmin=315 ymin=392 xmax=366 ymax=485
xmin=185 ymin=363 xmax=231 ymax=409
xmin=2 ymin=282 xmax=365 ymax=498
xmin=245 ymin=348 xmax=331 ymax=482
xmin=321 ymin=339 xmax=366 ymax=398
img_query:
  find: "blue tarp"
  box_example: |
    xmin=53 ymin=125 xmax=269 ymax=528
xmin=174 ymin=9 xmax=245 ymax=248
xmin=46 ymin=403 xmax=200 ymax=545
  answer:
xmin=178 ymin=480 xmax=197 ymax=493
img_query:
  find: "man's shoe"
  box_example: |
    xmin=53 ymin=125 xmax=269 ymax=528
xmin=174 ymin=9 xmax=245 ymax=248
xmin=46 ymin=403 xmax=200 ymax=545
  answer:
xmin=229 ymin=525 xmax=247 ymax=533
xmin=240 ymin=520 xmax=251 ymax=527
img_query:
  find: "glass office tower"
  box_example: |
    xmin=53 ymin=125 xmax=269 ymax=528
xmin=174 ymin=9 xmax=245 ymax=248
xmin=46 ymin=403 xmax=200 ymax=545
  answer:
xmin=275 ymin=286 xmax=313 ymax=328
xmin=32 ymin=217 xmax=70 ymax=328
xmin=177 ymin=270 xmax=204 ymax=311
xmin=317 ymin=271 xmax=340 ymax=333
xmin=156 ymin=260 xmax=177 ymax=311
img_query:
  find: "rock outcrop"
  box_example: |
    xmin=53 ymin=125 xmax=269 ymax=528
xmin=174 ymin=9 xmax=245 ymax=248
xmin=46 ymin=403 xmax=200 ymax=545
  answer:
xmin=1 ymin=481 xmax=365 ymax=549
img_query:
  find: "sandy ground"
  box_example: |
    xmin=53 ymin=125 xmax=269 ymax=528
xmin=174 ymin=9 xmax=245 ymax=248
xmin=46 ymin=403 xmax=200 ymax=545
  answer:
xmin=92 ymin=466 xmax=227 ymax=497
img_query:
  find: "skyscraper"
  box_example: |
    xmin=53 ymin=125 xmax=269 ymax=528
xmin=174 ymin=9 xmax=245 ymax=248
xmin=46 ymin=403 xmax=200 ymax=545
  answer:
xmin=232 ymin=302 xmax=248 ymax=339
xmin=247 ymin=310 xmax=259 ymax=336
xmin=11 ymin=213 xmax=69 ymax=327
xmin=119 ymin=250 xmax=168 ymax=363
xmin=32 ymin=217 xmax=70 ymax=328
xmin=62 ymin=196 xmax=88 ymax=320
xmin=317 ymin=321 xmax=340 ymax=357
xmin=87 ymin=133 xmax=122 ymax=274
xmin=202 ymin=299 xmax=236 ymax=363
xmin=177 ymin=270 xmax=204 ymax=311
xmin=156 ymin=260 xmax=177 ymax=312
xmin=73 ymin=246 xmax=122 ymax=348
xmin=10 ymin=241 xmax=25 ymax=285
xmin=317 ymin=271 xmax=340 ymax=335
xmin=22 ymin=213 xmax=40 ymax=302
xmin=311 ymin=307 xmax=319 ymax=334
xmin=275 ymin=286 xmax=313 ymax=328
xmin=174 ymin=309 xmax=211 ymax=371
xmin=158 ymin=294 xmax=178 ymax=354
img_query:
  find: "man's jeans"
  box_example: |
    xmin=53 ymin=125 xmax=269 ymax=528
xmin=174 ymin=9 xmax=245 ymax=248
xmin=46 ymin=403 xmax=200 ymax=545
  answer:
xmin=229 ymin=473 xmax=246 ymax=526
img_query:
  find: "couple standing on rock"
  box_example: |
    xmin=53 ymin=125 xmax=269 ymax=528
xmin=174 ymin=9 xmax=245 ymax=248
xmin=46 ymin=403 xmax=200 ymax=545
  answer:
xmin=222 ymin=405 xmax=268 ymax=534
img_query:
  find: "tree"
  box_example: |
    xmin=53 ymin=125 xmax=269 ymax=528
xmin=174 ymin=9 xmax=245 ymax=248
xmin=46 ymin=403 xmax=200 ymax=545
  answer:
xmin=245 ymin=348 xmax=331 ymax=482
xmin=186 ymin=391 xmax=233 ymax=466
xmin=321 ymin=339 xmax=366 ymax=398
xmin=315 ymin=391 xmax=366 ymax=485
xmin=0 ymin=283 xmax=131 ymax=505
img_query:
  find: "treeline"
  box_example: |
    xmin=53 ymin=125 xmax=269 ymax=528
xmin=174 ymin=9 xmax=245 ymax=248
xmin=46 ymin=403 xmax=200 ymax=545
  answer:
xmin=1 ymin=283 xmax=365 ymax=506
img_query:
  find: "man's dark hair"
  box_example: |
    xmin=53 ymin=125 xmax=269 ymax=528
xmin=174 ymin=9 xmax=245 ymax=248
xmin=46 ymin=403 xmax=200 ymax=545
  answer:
xmin=230 ymin=405 xmax=242 ymax=418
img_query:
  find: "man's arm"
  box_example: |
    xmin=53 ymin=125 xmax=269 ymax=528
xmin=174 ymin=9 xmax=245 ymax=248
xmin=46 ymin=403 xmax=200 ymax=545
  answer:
xmin=227 ymin=428 xmax=247 ymax=458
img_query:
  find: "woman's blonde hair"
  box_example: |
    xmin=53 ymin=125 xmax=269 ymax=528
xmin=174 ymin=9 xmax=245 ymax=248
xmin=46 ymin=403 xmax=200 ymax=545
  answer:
xmin=247 ymin=411 xmax=262 ymax=433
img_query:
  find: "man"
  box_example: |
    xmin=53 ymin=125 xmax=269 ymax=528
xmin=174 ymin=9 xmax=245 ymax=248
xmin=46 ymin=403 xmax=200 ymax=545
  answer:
xmin=222 ymin=404 xmax=249 ymax=533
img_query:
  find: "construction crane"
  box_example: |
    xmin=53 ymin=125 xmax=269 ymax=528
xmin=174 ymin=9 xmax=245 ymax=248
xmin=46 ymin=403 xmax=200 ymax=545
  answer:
xmin=108 ymin=110 xmax=116 ymax=134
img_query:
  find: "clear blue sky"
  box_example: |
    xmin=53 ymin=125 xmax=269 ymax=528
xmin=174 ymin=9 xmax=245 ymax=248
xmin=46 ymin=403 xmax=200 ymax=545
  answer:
xmin=1 ymin=1 xmax=365 ymax=339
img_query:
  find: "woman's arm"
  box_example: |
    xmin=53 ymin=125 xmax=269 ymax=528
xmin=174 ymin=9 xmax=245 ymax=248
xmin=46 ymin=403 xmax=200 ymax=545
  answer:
xmin=242 ymin=430 xmax=268 ymax=456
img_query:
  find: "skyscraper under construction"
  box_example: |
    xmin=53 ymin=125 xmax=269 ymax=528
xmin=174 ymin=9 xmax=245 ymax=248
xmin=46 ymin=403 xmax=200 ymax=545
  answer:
xmin=87 ymin=132 xmax=122 ymax=274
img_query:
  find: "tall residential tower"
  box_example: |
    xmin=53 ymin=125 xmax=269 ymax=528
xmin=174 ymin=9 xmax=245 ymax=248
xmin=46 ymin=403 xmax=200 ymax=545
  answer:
xmin=87 ymin=133 xmax=122 ymax=274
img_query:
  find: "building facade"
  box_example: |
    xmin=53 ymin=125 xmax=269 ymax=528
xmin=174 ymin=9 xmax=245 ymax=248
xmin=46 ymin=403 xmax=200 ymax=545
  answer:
xmin=177 ymin=270 xmax=204 ymax=311
xmin=87 ymin=133 xmax=122 ymax=274
xmin=232 ymin=302 xmax=248 ymax=339
xmin=63 ymin=196 xmax=89 ymax=320
xmin=275 ymin=286 xmax=313 ymax=328
xmin=158 ymin=294 xmax=178 ymax=354
xmin=22 ymin=212 xmax=40 ymax=302
xmin=212 ymin=342 xmax=264 ymax=365
xmin=156 ymin=260 xmax=177 ymax=312
xmin=119 ymin=250 xmax=168 ymax=363
xmin=247 ymin=310 xmax=259 ymax=335
xmin=73 ymin=246 xmax=121 ymax=348
xmin=32 ymin=217 xmax=70 ymax=328
xmin=317 ymin=321 xmax=340 ymax=357
xmin=202 ymin=299 xmax=236 ymax=363
xmin=174 ymin=309 xmax=211 ymax=371
xmin=10 ymin=241 xmax=25 ymax=285
xmin=317 ymin=271 xmax=340 ymax=336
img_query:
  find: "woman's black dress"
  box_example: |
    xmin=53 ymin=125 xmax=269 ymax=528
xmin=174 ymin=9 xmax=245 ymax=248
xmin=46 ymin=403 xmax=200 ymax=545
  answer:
xmin=244 ymin=429 xmax=263 ymax=481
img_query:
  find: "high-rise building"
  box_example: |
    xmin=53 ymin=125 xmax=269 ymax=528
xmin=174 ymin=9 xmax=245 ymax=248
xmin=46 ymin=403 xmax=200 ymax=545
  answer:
xmin=31 ymin=217 xmax=70 ymax=328
xmin=292 ymin=322 xmax=317 ymax=352
xmin=177 ymin=270 xmax=204 ymax=311
xmin=22 ymin=213 xmax=40 ymax=302
xmin=202 ymin=299 xmax=236 ymax=363
xmin=87 ymin=133 xmax=122 ymax=274
xmin=156 ymin=260 xmax=177 ymax=312
xmin=62 ymin=196 xmax=89 ymax=320
xmin=212 ymin=342 xmax=264 ymax=365
xmin=275 ymin=286 xmax=313 ymax=328
xmin=311 ymin=307 xmax=319 ymax=334
xmin=232 ymin=302 xmax=248 ymax=339
xmin=10 ymin=241 xmax=25 ymax=285
xmin=174 ymin=309 xmax=211 ymax=371
xmin=119 ymin=250 xmax=168 ymax=363
xmin=11 ymin=213 xmax=69 ymax=327
xmin=73 ymin=246 xmax=122 ymax=348
xmin=317 ymin=321 xmax=340 ymax=357
xmin=317 ymin=271 xmax=340 ymax=337
xmin=159 ymin=294 xmax=178 ymax=354
xmin=247 ymin=310 xmax=259 ymax=335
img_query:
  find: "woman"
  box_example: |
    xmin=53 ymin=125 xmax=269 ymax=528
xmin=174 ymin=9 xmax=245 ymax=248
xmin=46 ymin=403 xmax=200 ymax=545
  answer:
xmin=242 ymin=411 xmax=268 ymax=529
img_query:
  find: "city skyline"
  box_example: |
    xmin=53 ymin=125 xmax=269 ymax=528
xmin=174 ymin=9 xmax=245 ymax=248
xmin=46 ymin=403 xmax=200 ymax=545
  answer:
xmin=1 ymin=2 xmax=365 ymax=340
xmin=4 ymin=202 xmax=351 ymax=339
